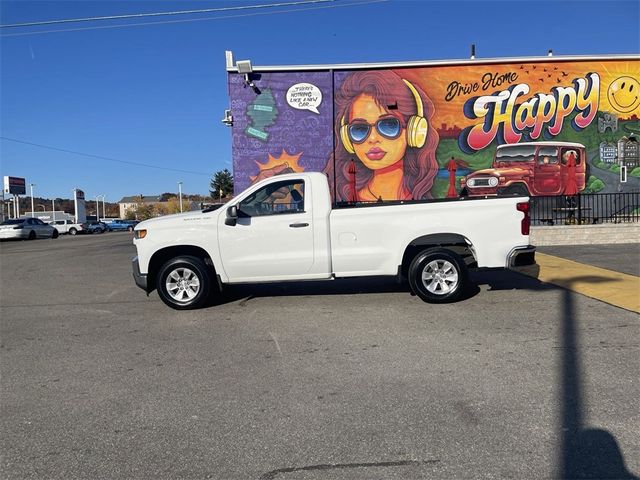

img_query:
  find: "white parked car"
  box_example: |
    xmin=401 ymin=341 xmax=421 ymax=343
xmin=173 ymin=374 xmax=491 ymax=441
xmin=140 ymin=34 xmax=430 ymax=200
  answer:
xmin=0 ymin=218 xmax=59 ymax=240
xmin=48 ymin=219 xmax=84 ymax=235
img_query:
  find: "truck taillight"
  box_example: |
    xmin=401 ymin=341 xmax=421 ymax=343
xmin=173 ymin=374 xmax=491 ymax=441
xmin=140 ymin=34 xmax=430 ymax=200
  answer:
xmin=517 ymin=202 xmax=530 ymax=235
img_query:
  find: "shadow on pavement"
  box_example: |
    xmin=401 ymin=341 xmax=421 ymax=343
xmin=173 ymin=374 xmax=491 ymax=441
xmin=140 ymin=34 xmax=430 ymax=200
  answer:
xmin=219 ymin=271 xmax=639 ymax=479
xmin=554 ymin=276 xmax=638 ymax=479
xmin=213 ymin=268 xmax=552 ymax=306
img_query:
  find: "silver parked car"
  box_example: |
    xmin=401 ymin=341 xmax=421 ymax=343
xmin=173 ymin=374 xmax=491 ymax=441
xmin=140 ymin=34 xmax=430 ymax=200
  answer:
xmin=0 ymin=218 xmax=59 ymax=240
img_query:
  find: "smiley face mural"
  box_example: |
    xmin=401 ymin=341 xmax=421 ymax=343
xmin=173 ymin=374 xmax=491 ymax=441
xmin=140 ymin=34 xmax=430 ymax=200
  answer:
xmin=608 ymin=76 xmax=640 ymax=113
xmin=229 ymin=57 xmax=640 ymax=199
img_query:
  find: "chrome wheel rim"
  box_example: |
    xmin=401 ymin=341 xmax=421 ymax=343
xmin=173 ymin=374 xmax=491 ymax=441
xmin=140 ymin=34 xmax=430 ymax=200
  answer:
xmin=421 ymin=259 xmax=459 ymax=295
xmin=165 ymin=267 xmax=200 ymax=303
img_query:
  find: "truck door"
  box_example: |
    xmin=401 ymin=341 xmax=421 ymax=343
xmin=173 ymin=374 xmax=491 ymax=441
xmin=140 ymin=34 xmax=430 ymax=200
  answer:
xmin=533 ymin=146 xmax=561 ymax=194
xmin=217 ymin=178 xmax=315 ymax=281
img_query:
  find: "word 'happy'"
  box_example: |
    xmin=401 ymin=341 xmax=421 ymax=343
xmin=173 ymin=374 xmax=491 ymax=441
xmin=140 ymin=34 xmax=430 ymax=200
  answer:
xmin=459 ymin=73 xmax=600 ymax=153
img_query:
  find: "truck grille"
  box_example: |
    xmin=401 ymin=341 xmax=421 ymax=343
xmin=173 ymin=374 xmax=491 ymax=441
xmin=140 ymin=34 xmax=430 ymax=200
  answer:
xmin=471 ymin=178 xmax=491 ymax=187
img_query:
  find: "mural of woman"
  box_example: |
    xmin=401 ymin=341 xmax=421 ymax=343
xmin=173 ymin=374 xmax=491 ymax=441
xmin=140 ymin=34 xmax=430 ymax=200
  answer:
xmin=324 ymin=70 xmax=439 ymax=202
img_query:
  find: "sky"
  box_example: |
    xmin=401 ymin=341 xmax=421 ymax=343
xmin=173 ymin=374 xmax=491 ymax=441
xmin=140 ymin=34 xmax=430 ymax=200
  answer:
xmin=1 ymin=0 xmax=639 ymax=202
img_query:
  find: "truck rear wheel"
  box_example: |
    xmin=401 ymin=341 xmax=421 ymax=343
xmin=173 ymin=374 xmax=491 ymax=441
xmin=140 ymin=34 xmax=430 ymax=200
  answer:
xmin=408 ymin=248 xmax=468 ymax=303
xmin=156 ymin=256 xmax=212 ymax=310
xmin=69 ymin=228 xmax=77 ymax=235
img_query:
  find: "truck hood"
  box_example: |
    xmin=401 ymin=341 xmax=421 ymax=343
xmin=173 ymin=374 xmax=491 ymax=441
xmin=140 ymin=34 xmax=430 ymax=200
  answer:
xmin=136 ymin=211 xmax=211 ymax=230
xmin=466 ymin=166 xmax=529 ymax=178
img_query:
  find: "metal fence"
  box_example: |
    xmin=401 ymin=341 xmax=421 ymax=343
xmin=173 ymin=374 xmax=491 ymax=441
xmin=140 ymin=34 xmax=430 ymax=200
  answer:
xmin=530 ymin=192 xmax=640 ymax=226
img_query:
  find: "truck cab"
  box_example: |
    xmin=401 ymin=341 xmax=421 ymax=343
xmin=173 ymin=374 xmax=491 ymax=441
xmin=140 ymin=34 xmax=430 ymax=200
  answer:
xmin=460 ymin=142 xmax=587 ymax=197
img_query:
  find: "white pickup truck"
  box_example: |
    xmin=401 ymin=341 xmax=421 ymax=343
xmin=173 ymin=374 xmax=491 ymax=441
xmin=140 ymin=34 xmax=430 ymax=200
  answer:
xmin=48 ymin=219 xmax=84 ymax=235
xmin=132 ymin=172 xmax=535 ymax=309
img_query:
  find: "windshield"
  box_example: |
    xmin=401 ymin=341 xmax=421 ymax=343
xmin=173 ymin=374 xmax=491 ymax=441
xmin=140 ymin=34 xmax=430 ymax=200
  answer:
xmin=496 ymin=145 xmax=536 ymax=163
xmin=1 ymin=219 xmax=24 ymax=225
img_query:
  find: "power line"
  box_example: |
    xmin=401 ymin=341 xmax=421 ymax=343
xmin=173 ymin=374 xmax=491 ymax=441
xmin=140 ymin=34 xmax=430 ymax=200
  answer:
xmin=0 ymin=0 xmax=386 ymax=38
xmin=0 ymin=0 xmax=335 ymax=28
xmin=0 ymin=137 xmax=213 ymax=177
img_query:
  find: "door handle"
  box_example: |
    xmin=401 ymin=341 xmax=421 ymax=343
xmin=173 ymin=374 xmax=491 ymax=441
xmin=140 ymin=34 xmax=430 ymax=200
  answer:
xmin=289 ymin=223 xmax=309 ymax=228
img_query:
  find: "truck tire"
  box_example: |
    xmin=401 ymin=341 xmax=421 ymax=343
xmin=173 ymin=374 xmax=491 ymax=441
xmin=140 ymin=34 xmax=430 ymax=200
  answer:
xmin=156 ymin=256 xmax=213 ymax=310
xmin=69 ymin=228 xmax=77 ymax=235
xmin=504 ymin=184 xmax=529 ymax=196
xmin=408 ymin=248 xmax=468 ymax=303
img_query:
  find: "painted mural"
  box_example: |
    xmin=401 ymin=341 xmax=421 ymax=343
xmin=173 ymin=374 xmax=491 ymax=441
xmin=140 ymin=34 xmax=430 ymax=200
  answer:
xmin=229 ymin=58 xmax=640 ymax=200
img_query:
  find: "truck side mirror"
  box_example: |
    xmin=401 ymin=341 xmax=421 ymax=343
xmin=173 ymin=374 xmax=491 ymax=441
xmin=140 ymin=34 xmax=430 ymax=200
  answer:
xmin=225 ymin=205 xmax=238 ymax=226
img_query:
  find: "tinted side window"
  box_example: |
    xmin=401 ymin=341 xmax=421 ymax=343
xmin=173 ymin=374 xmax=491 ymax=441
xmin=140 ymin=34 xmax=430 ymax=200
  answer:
xmin=561 ymin=148 xmax=581 ymax=165
xmin=537 ymin=147 xmax=559 ymax=164
xmin=496 ymin=145 xmax=536 ymax=162
xmin=239 ymin=180 xmax=305 ymax=217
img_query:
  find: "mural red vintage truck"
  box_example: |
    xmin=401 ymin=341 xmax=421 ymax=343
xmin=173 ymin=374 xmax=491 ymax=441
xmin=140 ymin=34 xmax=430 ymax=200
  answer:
xmin=225 ymin=52 xmax=640 ymax=200
xmin=460 ymin=141 xmax=587 ymax=197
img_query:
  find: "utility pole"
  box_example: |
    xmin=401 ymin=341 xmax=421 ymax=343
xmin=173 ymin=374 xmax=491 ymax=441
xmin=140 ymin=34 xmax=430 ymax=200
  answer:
xmin=178 ymin=181 xmax=183 ymax=213
xmin=30 ymin=183 xmax=35 ymax=218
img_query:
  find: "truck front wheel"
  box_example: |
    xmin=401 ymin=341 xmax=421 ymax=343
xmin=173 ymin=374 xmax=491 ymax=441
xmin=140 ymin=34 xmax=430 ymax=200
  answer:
xmin=408 ymin=248 xmax=468 ymax=303
xmin=156 ymin=256 xmax=212 ymax=310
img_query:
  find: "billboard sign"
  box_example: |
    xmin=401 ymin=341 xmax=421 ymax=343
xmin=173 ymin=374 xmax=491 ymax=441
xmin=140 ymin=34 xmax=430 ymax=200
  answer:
xmin=3 ymin=176 xmax=26 ymax=195
xmin=74 ymin=188 xmax=86 ymax=223
xmin=229 ymin=57 xmax=640 ymax=200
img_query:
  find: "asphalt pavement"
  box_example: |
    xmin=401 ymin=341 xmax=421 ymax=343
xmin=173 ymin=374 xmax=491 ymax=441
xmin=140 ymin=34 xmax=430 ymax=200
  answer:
xmin=1 ymin=233 xmax=638 ymax=479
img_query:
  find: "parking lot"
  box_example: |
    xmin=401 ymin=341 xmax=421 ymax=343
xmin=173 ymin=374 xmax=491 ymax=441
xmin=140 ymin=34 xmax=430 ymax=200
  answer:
xmin=1 ymin=233 xmax=638 ymax=479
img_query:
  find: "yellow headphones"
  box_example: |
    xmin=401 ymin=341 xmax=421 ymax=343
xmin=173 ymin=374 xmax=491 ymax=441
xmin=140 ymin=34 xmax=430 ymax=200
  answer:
xmin=340 ymin=78 xmax=429 ymax=154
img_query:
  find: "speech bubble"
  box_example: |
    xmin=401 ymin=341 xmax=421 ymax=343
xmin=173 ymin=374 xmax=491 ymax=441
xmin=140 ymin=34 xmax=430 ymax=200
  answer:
xmin=286 ymin=83 xmax=322 ymax=114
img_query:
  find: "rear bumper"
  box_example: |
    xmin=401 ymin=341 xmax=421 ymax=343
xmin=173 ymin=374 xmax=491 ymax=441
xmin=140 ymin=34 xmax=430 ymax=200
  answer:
xmin=507 ymin=245 xmax=536 ymax=268
xmin=132 ymin=256 xmax=149 ymax=292
xmin=507 ymin=245 xmax=539 ymax=277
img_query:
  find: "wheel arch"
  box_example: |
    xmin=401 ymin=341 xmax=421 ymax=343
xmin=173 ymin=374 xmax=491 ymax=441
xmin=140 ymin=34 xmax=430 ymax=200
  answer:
xmin=400 ymin=233 xmax=477 ymax=278
xmin=500 ymin=181 xmax=531 ymax=196
xmin=148 ymin=245 xmax=217 ymax=293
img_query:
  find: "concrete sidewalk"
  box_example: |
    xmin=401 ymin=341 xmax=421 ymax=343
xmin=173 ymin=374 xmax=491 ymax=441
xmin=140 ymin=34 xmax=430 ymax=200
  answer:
xmin=538 ymin=244 xmax=640 ymax=277
xmin=530 ymin=244 xmax=640 ymax=313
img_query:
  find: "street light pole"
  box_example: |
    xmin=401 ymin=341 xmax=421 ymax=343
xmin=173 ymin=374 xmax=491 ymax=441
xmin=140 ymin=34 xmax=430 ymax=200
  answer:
xmin=102 ymin=195 xmax=106 ymax=219
xmin=95 ymin=195 xmax=101 ymax=221
xmin=30 ymin=183 xmax=35 ymax=218
xmin=178 ymin=182 xmax=183 ymax=213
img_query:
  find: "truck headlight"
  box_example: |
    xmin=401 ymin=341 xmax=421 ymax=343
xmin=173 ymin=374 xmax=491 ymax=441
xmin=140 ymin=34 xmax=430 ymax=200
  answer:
xmin=488 ymin=177 xmax=499 ymax=187
xmin=467 ymin=178 xmax=475 ymax=187
xmin=134 ymin=229 xmax=147 ymax=239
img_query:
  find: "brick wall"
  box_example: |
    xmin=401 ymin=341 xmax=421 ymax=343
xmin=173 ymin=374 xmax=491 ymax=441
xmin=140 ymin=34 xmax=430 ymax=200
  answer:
xmin=531 ymin=224 xmax=640 ymax=246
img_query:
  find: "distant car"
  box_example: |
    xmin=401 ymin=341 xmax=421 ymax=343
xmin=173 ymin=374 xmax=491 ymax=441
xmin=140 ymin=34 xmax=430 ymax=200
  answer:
xmin=48 ymin=219 xmax=84 ymax=235
xmin=0 ymin=218 xmax=58 ymax=240
xmin=82 ymin=221 xmax=108 ymax=234
xmin=106 ymin=219 xmax=139 ymax=232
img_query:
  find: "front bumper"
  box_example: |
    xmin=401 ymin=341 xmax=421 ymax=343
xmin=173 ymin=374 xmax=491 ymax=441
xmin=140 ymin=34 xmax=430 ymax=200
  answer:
xmin=132 ymin=256 xmax=149 ymax=292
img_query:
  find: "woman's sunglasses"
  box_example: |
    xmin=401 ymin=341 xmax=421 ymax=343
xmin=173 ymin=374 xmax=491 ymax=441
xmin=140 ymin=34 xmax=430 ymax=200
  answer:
xmin=348 ymin=117 xmax=402 ymax=144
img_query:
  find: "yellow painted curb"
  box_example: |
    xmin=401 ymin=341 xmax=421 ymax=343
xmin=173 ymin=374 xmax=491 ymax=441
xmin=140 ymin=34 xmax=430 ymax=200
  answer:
xmin=528 ymin=253 xmax=640 ymax=313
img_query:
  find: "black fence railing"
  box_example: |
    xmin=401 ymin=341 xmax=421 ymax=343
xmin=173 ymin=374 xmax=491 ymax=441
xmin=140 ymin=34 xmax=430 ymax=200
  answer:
xmin=530 ymin=192 xmax=640 ymax=226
